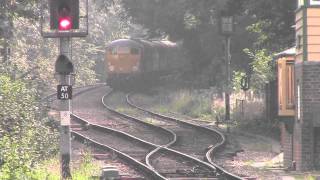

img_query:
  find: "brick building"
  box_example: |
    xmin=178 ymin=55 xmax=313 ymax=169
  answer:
xmin=278 ymin=0 xmax=320 ymax=171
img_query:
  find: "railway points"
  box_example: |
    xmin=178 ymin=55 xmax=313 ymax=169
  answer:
xmin=5 ymin=0 xmax=320 ymax=179
xmin=67 ymin=86 xmax=242 ymax=179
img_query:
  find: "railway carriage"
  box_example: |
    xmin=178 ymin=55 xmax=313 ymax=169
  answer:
xmin=105 ymin=38 xmax=187 ymax=88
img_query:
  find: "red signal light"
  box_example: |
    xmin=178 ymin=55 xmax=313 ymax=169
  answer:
xmin=49 ymin=0 xmax=79 ymax=30
xmin=59 ymin=17 xmax=72 ymax=30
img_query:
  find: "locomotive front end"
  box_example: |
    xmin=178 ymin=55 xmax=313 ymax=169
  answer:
xmin=105 ymin=39 xmax=142 ymax=87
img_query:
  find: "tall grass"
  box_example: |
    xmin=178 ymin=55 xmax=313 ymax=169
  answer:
xmin=166 ymin=89 xmax=213 ymax=121
xmin=21 ymin=152 xmax=100 ymax=180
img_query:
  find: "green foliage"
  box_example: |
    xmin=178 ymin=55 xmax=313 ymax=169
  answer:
xmin=0 ymin=75 xmax=58 ymax=179
xmin=22 ymin=152 xmax=99 ymax=180
xmin=229 ymin=0 xmax=296 ymax=51
xmin=0 ymin=1 xmax=137 ymax=179
xmin=169 ymin=90 xmax=212 ymax=120
xmin=232 ymin=71 xmax=246 ymax=92
xmin=246 ymin=20 xmax=272 ymax=48
xmin=227 ymin=0 xmax=295 ymax=91
xmin=243 ymin=48 xmax=274 ymax=91
xmin=232 ymin=48 xmax=274 ymax=92
xmin=121 ymin=0 xmax=226 ymax=75
xmin=72 ymin=152 xmax=100 ymax=179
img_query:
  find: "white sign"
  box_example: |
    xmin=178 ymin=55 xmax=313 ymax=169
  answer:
xmin=60 ymin=111 xmax=71 ymax=126
xmin=310 ymin=0 xmax=320 ymax=5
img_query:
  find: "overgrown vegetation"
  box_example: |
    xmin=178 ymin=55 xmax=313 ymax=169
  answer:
xmin=0 ymin=0 xmax=135 ymax=178
xmin=233 ymin=48 xmax=274 ymax=92
xmin=170 ymin=90 xmax=212 ymax=120
xmin=19 ymin=151 xmax=100 ymax=180
xmin=0 ymin=75 xmax=59 ymax=179
xmin=143 ymin=89 xmax=214 ymax=121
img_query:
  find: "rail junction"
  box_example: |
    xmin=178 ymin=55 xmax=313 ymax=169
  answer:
xmin=45 ymin=85 xmax=243 ymax=179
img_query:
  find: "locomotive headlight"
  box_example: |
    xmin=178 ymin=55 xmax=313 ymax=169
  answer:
xmin=109 ymin=65 xmax=114 ymax=72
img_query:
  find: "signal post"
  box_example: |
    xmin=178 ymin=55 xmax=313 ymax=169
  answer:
xmin=41 ymin=0 xmax=88 ymax=179
xmin=56 ymin=39 xmax=73 ymax=179
xmin=219 ymin=12 xmax=234 ymax=130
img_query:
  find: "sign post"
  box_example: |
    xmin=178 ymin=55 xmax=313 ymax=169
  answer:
xmin=57 ymin=37 xmax=73 ymax=179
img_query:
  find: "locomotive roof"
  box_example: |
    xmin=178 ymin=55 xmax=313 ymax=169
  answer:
xmin=136 ymin=39 xmax=178 ymax=49
xmin=107 ymin=38 xmax=179 ymax=49
xmin=107 ymin=39 xmax=142 ymax=48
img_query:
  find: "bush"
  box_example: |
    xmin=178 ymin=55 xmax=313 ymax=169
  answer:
xmin=25 ymin=152 xmax=99 ymax=180
xmin=0 ymin=75 xmax=58 ymax=179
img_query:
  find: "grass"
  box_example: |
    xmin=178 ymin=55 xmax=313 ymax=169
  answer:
xmin=116 ymin=107 xmax=137 ymax=114
xmin=143 ymin=117 xmax=166 ymax=126
xmin=152 ymin=89 xmax=214 ymax=121
xmin=28 ymin=152 xmax=100 ymax=180
xmin=293 ymin=174 xmax=319 ymax=180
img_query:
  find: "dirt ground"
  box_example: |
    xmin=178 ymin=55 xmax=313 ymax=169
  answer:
xmin=212 ymin=125 xmax=320 ymax=180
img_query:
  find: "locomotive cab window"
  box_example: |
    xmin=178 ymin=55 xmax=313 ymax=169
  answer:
xmin=108 ymin=48 xmax=117 ymax=55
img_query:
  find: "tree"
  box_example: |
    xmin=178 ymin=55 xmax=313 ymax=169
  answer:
xmin=226 ymin=0 xmax=295 ymax=92
xmin=226 ymin=0 xmax=295 ymax=51
xmin=120 ymin=0 xmax=259 ymax=88
xmin=121 ymin=0 xmax=223 ymax=73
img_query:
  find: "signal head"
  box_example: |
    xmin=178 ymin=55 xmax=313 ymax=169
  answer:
xmin=49 ymin=0 xmax=79 ymax=30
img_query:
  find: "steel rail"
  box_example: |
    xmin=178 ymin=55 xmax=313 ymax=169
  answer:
xmin=71 ymin=131 xmax=166 ymax=180
xmin=102 ymin=90 xmax=219 ymax=178
xmin=72 ymin=105 xmax=216 ymax=179
xmin=126 ymin=93 xmax=244 ymax=180
xmin=71 ymin=113 xmax=166 ymax=179
xmin=43 ymin=84 xmax=165 ymax=179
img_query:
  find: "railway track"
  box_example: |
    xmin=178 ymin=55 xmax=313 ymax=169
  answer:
xmin=126 ymin=93 xmax=220 ymax=159
xmin=71 ymin=87 xmax=219 ymax=179
xmin=126 ymin=93 xmax=244 ymax=180
xmin=45 ymin=85 xmax=161 ymax=179
xmin=47 ymin=85 xmax=243 ymax=179
xmin=70 ymin=87 xmax=218 ymax=179
xmin=102 ymin=89 xmax=239 ymax=179
xmin=70 ymin=113 xmax=166 ymax=179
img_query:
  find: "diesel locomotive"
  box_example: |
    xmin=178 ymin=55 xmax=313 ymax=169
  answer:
xmin=105 ymin=39 xmax=188 ymax=88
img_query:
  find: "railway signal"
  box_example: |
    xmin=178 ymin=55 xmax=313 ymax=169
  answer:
xmin=55 ymin=54 xmax=74 ymax=75
xmin=49 ymin=0 xmax=79 ymax=30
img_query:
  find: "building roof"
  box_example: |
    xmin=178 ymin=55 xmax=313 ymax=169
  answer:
xmin=274 ymin=47 xmax=296 ymax=59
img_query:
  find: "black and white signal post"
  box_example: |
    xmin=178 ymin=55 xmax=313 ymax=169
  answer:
xmin=41 ymin=0 xmax=88 ymax=179
xmin=55 ymin=44 xmax=74 ymax=179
